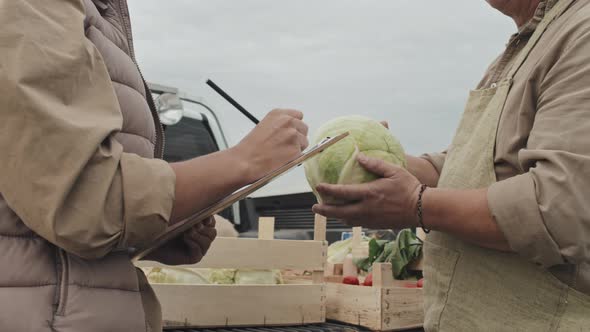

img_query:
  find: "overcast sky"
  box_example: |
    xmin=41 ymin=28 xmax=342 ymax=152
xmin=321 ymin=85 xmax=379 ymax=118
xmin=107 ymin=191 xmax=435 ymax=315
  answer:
xmin=128 ymin=0 xmax=516 ymax=196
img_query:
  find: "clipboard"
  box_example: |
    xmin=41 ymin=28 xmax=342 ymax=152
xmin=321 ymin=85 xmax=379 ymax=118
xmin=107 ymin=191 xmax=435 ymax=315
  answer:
xmin=132 ymin=131 xmax=349 ymax=261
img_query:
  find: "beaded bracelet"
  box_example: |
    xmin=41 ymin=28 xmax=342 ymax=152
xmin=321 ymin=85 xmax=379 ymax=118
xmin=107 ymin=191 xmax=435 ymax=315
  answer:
xmin=417 ymin=184 xmax=430 ymax=233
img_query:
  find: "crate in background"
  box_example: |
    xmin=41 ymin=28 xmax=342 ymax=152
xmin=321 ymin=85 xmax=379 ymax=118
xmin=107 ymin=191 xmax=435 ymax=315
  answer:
xmin=324 ymin=227 xmax=424 ymax=331
xmin=136 ymin=215 xmax=328 ymax=329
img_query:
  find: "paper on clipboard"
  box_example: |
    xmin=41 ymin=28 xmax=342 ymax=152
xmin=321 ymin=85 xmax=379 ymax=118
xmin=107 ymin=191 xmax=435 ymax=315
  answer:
xmin=131 ymin=131 xmax=349 ymax=261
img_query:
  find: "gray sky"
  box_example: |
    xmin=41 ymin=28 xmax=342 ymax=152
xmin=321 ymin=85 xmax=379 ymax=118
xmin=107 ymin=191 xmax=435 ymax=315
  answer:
xmin=128 ymin=0 xmax=516 ymax=196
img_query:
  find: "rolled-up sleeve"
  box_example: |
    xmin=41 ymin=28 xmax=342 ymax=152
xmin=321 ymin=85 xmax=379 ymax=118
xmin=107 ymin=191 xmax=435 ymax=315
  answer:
xmin=0 ymin=0 xmax=175 ymax=259
xmin=421 ymin=151 xmax=447 ymax=176
xmin=488 ymin=28 xmax=590 ymax=267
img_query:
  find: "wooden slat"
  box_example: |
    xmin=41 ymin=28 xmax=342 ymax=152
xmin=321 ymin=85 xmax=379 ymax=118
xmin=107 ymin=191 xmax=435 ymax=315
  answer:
xmin=154 ymin=284 xmax=325 ymax=328
xmin=416 ymin=228 xmax=427 ymax=241
xmin=312 ymin=271 xmax=325 ymax=284
xmin=352 ymin=227 xmax=362 ymax=246
xmin=136 ymin=237 xmax=326 ymax=270
xmin=351 ymin=227 xmax=368 ymax=258
xmin=381 ymin=287 xmax=424 ymax=331
xmin=373 ymin=263 xmax=394 ymax=288
xmin=313 ymin=214 xmax=327 ymax=284
xmin=314 ymin=214 xmax=327 ymax=241
xmin=326 ymin=283 xmax=382 ymax=330
xmin=325 ymin=263 xmax=343 ymax=277
xmin=258 ymin=217 xmax=275 ymax=240
xmin=326 ymin=282 xmax=424 ymax=331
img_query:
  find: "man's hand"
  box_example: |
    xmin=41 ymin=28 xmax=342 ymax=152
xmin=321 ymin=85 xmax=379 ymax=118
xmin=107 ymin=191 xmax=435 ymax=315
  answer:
xmin=312 ymin=153 xmax=421 ymax=229
xmin=144 ymin=217 xmax=217 ymax=265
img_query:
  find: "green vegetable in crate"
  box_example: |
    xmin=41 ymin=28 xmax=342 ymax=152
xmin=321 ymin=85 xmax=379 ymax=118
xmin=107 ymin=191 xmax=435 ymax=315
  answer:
xmin=355 ymin=229 xmax=422 ymax=280
xmin=327 ymin=236 xmax=370 ymax=264
xmin=304 ymin=115 xmax=406 ymax=204
xmin=208 ymin=269 xmax=237 ymax=284
xmin=234 ymin=270 xmax=283 ymax=285
xmin=145 ymin=267 xmax=210 ymax=284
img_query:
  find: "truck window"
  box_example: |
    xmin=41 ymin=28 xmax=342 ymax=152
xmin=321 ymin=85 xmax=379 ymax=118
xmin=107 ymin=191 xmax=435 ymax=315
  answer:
xmin=163 ymin=117 xmax=219 ymax=162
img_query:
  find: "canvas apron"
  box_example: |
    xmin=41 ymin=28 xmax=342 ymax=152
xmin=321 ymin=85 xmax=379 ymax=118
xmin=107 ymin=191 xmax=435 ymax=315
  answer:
xmin=422 ymin=0 xmax=590 ymax=331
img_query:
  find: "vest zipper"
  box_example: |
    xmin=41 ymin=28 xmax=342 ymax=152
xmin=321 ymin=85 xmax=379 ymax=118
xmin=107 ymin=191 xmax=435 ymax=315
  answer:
xmin=138 ymin=67 xmax=165 ymax=159
xmin=55 ymin=249 xmax=69 ymax=316
xmin=115 ymin=0 xmax=165 ymax=159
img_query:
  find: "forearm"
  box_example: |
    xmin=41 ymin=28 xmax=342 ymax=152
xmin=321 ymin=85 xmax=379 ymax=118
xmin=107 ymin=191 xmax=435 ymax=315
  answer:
xmin=169 ymin=147 xmax=252 ymax=223
xmin=422 ymin=188 xmax=510 ymax=251
xmin=406 ymin=155 xmax=439 ymax=187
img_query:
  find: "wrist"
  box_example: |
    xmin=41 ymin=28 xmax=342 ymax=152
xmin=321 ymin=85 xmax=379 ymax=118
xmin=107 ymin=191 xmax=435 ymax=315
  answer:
xmin=227 ymin=146 xmax=259 ymax=184
xmin=415 ymin=184 xmax=431 ymax=232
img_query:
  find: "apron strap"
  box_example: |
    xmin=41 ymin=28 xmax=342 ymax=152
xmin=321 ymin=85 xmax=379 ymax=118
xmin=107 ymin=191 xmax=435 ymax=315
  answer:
xmin=507 ymin=0 xmax=577 ymax=80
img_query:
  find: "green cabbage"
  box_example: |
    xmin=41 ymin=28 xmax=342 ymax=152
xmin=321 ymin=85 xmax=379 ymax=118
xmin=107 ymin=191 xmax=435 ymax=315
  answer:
xmin=304 ymin=115 xmax=406 ymax=204
xmin=208 ymin=269 xmax=237 ymax=284
xmin=144 ymin=267 xmax=283 ymax=285
xmin=145 ymin=267 xmax=210 ymax=284
xmin=354 ymin=229 xmax=423 ymax=280
xmin=234 ymin=270 xmax=283 ymax=285
xmin=327 ymin=236 xmax=370 ymax=264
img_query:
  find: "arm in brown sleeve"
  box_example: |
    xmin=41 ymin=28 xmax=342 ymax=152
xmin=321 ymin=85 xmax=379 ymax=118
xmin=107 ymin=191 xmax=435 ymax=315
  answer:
xmin=0 ymin=0 xmax=175 ymax=259
xmin=488 ymin=27 xmax=590 ymax=267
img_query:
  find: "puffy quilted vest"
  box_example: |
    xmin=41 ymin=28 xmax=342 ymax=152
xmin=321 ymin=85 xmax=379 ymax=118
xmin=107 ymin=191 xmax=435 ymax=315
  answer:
xmin=0 ymin=0 xmax=164 ymax=331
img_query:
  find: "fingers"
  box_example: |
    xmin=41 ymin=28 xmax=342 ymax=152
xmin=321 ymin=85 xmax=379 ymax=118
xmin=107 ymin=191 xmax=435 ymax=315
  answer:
xmin=357 ymin=153 xmax=400 ymax=178
xmin=316 ymin=183 xmax=367 ymax=201
xmin=274 ymin=109 xmax=308 ymax=150
xmin=312 ymin=202 xmax=367 ymax=221
xmin=203 ymin=216 xmax=216 ymax=228
xmin=185 ymin=224 xmax=217 ymax=242
xmin=273 ymin=108 xmax=308 ymax=135
xmin=184 ymin=226 xmax=217 ymax=261
xmin=298 ymin=132 xmax=309 ymax=150
xmin=199 ymin=225 xmax=218 ymax=241
xmin=291 ymin=118 xmax=309 ymax=136
xmin=274 ymin=108 xmax=304 ymax=120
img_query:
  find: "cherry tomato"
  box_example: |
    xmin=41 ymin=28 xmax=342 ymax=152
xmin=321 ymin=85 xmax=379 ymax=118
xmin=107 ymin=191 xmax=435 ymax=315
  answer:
xmin=343 ymin=276 xmax=360 ymax=285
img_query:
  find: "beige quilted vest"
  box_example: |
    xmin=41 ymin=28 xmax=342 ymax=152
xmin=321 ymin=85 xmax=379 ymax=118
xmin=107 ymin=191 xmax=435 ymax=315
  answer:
xmin=0 ymin=1 xmax=164 ymax=331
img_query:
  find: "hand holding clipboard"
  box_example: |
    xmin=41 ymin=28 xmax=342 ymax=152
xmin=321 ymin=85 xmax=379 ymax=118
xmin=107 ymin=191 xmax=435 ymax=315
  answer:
xmin=132 ymin=131 xmax=349 ymax=261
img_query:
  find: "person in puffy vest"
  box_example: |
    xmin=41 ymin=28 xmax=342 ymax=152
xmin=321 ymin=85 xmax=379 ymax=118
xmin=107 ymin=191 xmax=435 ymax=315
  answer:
xmin=0 ymin=1 xmax=308 ymax=331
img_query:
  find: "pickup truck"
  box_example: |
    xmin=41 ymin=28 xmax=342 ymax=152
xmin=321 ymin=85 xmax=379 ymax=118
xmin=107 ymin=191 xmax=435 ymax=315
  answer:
xmin=150 ymin=82 xmax=348 ymax=243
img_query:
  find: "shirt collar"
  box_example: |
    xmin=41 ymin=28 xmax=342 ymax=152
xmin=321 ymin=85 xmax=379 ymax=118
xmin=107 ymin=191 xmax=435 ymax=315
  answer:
xmin=518 ymin=0 xmax=559 ymax=37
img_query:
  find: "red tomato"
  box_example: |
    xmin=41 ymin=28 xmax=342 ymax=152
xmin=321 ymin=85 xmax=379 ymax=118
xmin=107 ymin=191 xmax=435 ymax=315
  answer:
xmin=417 ymin=278 xmax=424 ymax=288
xmin=363 ymin=273 xmax=373 ymax=286
xmin=342 ymin=276 xmax=360 ymax=285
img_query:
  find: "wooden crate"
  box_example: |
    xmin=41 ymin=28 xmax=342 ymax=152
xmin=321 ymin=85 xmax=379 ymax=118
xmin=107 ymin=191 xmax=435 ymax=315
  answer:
xmin=324 ymin=227 xmax=424 ymax=331
xmin=136 ymin=215 xmax=328 ymax=329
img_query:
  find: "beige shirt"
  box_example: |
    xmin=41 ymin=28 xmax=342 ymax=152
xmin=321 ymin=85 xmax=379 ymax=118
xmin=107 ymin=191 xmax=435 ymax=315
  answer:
xmin=0 ymin=0 xmax=176 ymax=258
xmin=423 ymin=0 xmax=590 ymax=294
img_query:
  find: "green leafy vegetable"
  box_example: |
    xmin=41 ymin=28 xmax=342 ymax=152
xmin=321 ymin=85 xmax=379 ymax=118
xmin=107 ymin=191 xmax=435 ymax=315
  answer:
xmin=327 ymin=236 xmax=370 ymax=264
xmin=304 ymin=115 xmax=406 ymax=204
xmin=234 ymin=270 xmax=283 ymax=285
xmin=208 ymin=269 xmax=237 ymax=284
xmin=145 ymin=267 xmax=211 ymax=284
xmin=354 ymin=229 xmax=422 ymax=280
